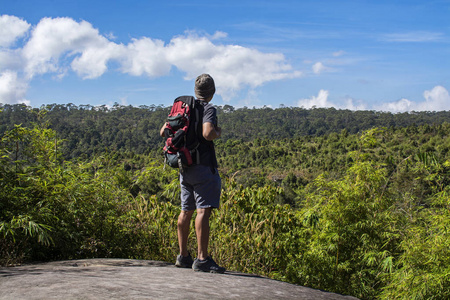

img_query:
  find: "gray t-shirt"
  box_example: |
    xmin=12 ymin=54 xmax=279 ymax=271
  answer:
xmin=201 ymin=101 xmax=217 ymax=126
xmin=197 ymin=100 xmax=218 ymax=168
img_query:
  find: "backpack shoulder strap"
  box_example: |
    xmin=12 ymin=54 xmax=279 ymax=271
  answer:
xmin=174 ymin=95 xmax=195 ymax=107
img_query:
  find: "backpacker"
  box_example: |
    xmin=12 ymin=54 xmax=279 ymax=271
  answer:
xmin=163 ymin=96 xmax=201 ymax=171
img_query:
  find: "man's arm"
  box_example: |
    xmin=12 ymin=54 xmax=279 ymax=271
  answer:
xmin=160 ymin=123 xmax=166 ymax=137
xmin=202 ymin=122 xmax=221 ymax=141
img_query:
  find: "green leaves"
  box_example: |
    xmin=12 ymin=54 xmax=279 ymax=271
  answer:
xmin=381 ymin=185 xmax=450 ymax=299
xmin=296 ymin=159 xmax=396 ymax=298
xmin=1 ymin=120 xmax=450 ymax=299
xmin=210 ymin=181 xmax=302 ymax=278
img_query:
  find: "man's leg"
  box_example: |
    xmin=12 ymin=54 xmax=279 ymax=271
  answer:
xmin=195 ymin=207 xmax=212 ymax=260
xmin=192 ymin=207 xmax=225 ymax=273
xmin=178 ymin=209 xmax=194 ymax=257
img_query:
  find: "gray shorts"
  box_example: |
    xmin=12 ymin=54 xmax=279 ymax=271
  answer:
xmin=180 ymin=164 xmax=221 ymax=211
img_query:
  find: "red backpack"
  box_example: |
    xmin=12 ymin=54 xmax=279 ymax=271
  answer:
xmin=163 ymin=96 xmax=201 ymax=170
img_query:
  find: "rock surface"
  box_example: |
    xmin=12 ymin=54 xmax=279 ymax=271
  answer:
xmin=0 ymin=259 xmax=358 ymax=299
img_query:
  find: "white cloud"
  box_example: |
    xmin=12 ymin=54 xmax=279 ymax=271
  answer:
xmin=121 ymin=37 xmax=170 ymax=77
xmin=22 ymin=17 xmax=123 ymax=79
xmin=312 ymin=62 xmax=327 ymax=74
xmin=343 ymin=97 xmax=367 ymax=111
xmin=165 ymin=33 xmax=302 ymax=100
xmin=71 ymin=41 xmax=125 ymax=79
xmin=0 ymin=71 xmax=29 ymax=105
xmin=332 ymin=50 xmax=345 ymax=57
xmin=381 ymin=31 xmax=444 ymax=42
xmin=296 ymin=86 xmax=449 ymax=112
xmin=3 ymin=16 xmax=301 ymax=104
xmin=299 ymin=86 xmax=450 ymax=112
xmin=0 ymin=48 xmax=23 ymax=71
xmin=210 ymin=31 xmax=228 ymax=40
xmin=297 ymin=91 xmax=367 ymax=111
xmin=378 ymin=86 xmax=450 ymax=112
xmin=379 ymin=98 xmax=413 ymax=113
xmin=418 ymin=85 xmax=450 ymax=111
xmin=0 ymin=15 xmax=30 ymax=47
xmin=311 ymin=60 xmax=337 ymax=75
xmin=297 ymin=90 xmax=333 ymax=108
xmin=104 ymin=32 xmax=117 ymax=40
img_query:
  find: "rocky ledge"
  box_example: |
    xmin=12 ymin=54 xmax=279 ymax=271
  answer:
xmin=0 ymin=259 xmax=358 ymax=299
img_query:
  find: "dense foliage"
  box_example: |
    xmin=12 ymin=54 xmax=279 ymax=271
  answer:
xmin=2 ymin=103 xmax=450 ymax=159
xmin=1 ymin=104 xmax=450 ymax=299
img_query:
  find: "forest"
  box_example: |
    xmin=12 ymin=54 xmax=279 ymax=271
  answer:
xmin=1 ymin=103 xmax=450 ymax=299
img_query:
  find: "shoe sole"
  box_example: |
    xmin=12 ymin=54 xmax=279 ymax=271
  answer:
xmin=175 ymin=261 xmax=192 ymax=268
xmin=193 ymin=268 xmax=225 ymax=274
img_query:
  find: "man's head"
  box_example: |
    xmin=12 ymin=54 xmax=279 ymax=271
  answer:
xmin=195 ymin=74 xmax=215 ymax=101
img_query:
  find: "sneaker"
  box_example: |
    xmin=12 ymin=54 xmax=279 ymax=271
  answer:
xmin=175 ymin=253 xmax=194 ymax=268
xmin=192 ymin=256 xmax=226 ymax=273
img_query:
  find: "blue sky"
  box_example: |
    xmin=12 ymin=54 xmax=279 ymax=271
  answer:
xmin=1 ymin=0 xmax=450 ymax=111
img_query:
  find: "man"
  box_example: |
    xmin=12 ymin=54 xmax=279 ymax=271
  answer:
xmin=160 ymin=74 xmax=225 ymax=273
